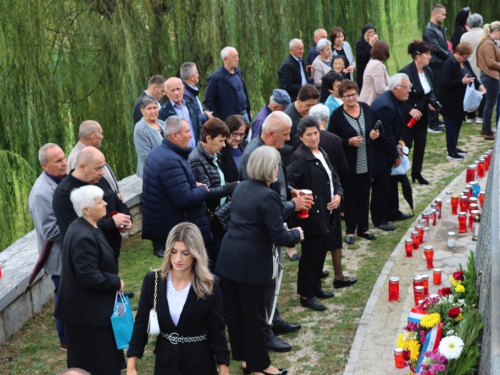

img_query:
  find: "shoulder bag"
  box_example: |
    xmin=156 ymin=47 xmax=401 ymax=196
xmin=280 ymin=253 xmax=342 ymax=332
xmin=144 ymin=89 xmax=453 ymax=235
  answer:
xmin=147 ymin=272 xmax=160 ymax=336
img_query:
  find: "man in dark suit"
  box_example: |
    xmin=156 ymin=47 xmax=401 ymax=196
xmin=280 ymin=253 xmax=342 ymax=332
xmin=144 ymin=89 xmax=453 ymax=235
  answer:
xmin=132 ymin=75 xmax=166 ymax=125
xmin=370 ymin=73 xmax=414 ymax=231
xmin=181 ymin=62 xmax=213 ymax=124
xmin=279 ymin=39 xmax=309 ymax=102
xmin=204 ymin=46 xmax=252 ymax=121
xmin=159 ymin=77 xmax=202 ymax=148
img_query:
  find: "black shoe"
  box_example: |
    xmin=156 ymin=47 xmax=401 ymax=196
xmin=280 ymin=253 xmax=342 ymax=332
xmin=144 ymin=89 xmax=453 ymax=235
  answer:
xmin=411 ymin=172 xmax=429 ymax=185
xmin=272 ymin=319 xmax=301 ymax=336
xmin=390 ymin=213 xmax=413 ymax=221
xmin=286 ymin=252 xmax=300 ymax=261
xmin=357 ymin=232 xmax=376 ymax=240
xmin=428 ymin=126 xmax=443 ymax=133
xmin=334 ymin=277 xmax=358 ymax=289
xmin=263 ymin=370 xmax=288 ymax=375
xmin=153 ymin=249 xmax=165 ymax=258
xmin=376 ymin=223 xmax=396 ymax=231
xmin=456 ymin=148 xmax=468 ymax=156
xmin=345 ymin=235 xmax=355 ymax=244
xmin=123 ymin=291 xmax=135 ymax=299
xmin=300 ymin=297 xmax=326 ymax=311
xmin=315 ymin=289 xmax=335 ymax=299
xmin=266 ymin=335 xmax=292 ymax=353
xmin=320 ymin=270 xmax=329 ymax=279
xmin=447 ymin=152 xmax=465 ymax=161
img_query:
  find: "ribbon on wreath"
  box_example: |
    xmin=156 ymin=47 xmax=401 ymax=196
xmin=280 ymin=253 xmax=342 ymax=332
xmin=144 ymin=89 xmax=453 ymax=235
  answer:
xmin=407 ymin=307 xmax=428 ymax=324
xmin=416 ymin=322 xmax=443 ymax=372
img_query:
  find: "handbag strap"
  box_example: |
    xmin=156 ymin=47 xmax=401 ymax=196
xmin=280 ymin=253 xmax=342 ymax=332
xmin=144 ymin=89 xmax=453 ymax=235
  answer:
xmin=153 ymin=271 xmax=158 ymax=311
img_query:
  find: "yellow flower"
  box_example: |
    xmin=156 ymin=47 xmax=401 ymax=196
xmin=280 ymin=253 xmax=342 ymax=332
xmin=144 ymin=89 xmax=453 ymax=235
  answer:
xmin=420 ymin=313 xmax=441 ymax=328
xmin=454 ymin=313 xmax=463 ymax=321
xmin=449 ymin=278 xmax=459 ymax=287
xmin=407 ymin=339 xmax=420 ymax=362
xmin=455 ymin=284 xmax=465 ymax=293
xmin=396 ymin=332 xmax=415 ymax=349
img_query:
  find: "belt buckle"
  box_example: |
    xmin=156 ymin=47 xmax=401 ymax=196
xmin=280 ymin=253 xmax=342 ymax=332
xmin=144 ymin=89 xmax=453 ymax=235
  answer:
xmin=168 ymin=332 xmax=180 ymax=345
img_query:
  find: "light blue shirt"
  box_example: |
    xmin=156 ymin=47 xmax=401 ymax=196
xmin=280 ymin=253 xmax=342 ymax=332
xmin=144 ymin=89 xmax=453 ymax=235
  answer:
xmin=291 ymin=55 xmax=307 ymax=86
xmin=171 ymin=99 xmax=196 ymax=148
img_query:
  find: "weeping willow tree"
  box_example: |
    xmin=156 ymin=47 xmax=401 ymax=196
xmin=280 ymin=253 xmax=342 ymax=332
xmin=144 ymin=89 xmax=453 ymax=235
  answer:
xmin=3 ymin=0 xmax=452 ymax=250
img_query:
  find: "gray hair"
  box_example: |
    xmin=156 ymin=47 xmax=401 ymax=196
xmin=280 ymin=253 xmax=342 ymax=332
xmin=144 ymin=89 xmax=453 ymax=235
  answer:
xmin=140 ymin=95 xmax=158 ymax=110
xmin=38 ymin=143 xmax=60 ymax=163
xmin=79 ymin=120 xmax=101 ymax=140
xmin=468 ymin=13 xmax=483 ymax=28
xmin=289 ymin=38 xmax=302 ymax=49
xmin=56 ymin=369 xmax=91 ymax=375
xmin=316 ymin=38 xmax=332 ymax=52
xmin=221 ymin=46 xmax=234 ymax=60
xmin=247 ymin=146 xmax=281 ymax=183
xmin=70 ymin=185 xmax=104 ymax=217
xmin=164 ymin=115 xmax=186 ymax=139
xmin=309 ymin=104 xmax=330 ymax=123
xmin=389 ymin=73 xmax=410 ymax=90
xmin=180 ymin=62 xmax=197 ymax=80
xmin=262 ymin=111 xmax=292 ymax=134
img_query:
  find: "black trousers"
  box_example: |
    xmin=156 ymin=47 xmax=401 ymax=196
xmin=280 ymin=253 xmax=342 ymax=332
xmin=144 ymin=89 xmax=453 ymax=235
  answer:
xmin=343 ymin=172 xmax=371 ymax=235
xmin=297 ymin=229 xmax=330 ymax=298
xmin=428 ymin=65 xmax=442 ymax=127
xmin=371 ymin=163 xmax=400 ymax=226
xmin=402 ymin=114 xmax=428 ymax=175
xmin=222 ymin=278 xmax=271 ymax=372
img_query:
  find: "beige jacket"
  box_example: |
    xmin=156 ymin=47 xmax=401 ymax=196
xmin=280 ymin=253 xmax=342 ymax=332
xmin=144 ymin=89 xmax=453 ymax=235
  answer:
xmin=358 ymin=59 xmax=389 ymax=105
xmin=477 ymin=37 xmax=500 ymax=80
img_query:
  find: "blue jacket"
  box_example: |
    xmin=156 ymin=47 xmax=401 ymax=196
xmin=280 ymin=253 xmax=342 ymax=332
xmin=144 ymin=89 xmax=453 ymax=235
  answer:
xmin=142 ymin=139 xmax=211 ymax=244
xmin=158 ymin=100 xmax=202 ymax=144
xmin=182 ymin=81 xmax=210 ymax=124
xmin=203 ymin=66 xmax=251 ymax=121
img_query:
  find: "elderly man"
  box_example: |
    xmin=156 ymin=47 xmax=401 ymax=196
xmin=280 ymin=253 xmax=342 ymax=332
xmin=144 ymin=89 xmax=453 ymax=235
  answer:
xmin=239 ymin=111 xmax=313 ymax=353
xmin=423 ymin=4 xmax=449 ymax=133
xmin=284 ymin=84 xmax=320 ymax=146
xmin=141 ymin=116 xmax=210 ymax=258
xmin=370 ymin=73 xmax=414 ymax=231
xmin=133 ymin=75 xmax=166 ymax=124
xmin=279 ymin=39 xmax=309 ymax=102
xmin=67 ymin=120 xmax=121 ymax=198
xmin=28 ymin=143 xmax=68 ymax=350
xmin=251 ymin=89 xmax=291 ymax=139
xmin=159 ymin=77 xmax=202 ymax=149
xmin=181 ymin=62 xmax=213 ymax=124
xmin=307 ymin=28 xmax=328 ymax=65
xmin=204 ymin=46 xmax=252 ymax=121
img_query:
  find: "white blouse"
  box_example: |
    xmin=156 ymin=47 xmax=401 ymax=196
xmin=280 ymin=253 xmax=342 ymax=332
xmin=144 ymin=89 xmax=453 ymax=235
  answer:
xmin=418 ymin=72 xmax=431 ymax=95
xmin=166 ymin=272 xmax=191 ymax=326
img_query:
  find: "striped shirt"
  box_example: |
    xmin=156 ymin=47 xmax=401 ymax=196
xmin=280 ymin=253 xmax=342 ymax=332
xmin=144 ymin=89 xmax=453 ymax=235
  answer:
xmin=343 ymin=107 xmax=368 ymax=174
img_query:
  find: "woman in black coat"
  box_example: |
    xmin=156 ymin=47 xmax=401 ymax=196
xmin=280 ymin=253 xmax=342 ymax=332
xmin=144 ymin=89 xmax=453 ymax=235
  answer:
xmin=216 ymin=146 xmax=302 ymax=375
xmin=355 ymin=23 xmax=378 ymax=91
xmin=219 ymin=115 xmax=249 ymax=183
xmin=127 ymin=223 xmax=230 ymax=375
xmin=188 ymin=118 xmax=238 ymax=272
xmin=55 ymin=185 xmax=125 ymax=375
xmin=287 ymin=117 xmax=343 ymax=312
xmin=399 ymin=40 xmax=438 ymax=184
xmin=329 ymin=80 xmax=379 ymax=244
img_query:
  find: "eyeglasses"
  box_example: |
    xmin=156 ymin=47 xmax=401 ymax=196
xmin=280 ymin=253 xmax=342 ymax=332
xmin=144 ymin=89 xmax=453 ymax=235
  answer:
xmin=232 ymin=133 xmax=247 ymax=138
xmin=396 ymin=84 xmax=413 ymax=90
xmin=342 ymin=93 xmax=358 ymax=99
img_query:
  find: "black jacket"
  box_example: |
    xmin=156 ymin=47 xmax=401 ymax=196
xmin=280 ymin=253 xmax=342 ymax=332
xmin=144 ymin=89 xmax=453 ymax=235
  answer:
xmin=215 ymin=179 xmax=301 ymax=285
xmin=284 ymin=102 xmax=301 ymax=147
xmin=422 ymin=22 xmax=450 ymax=66
xmin=399 ymin=62 xmax=437 ymax=120
xmin=158 ymin=100 xmax=202 ymax=143
xmin=219 ymin=140 xmax=247 ymax=183
xmin=52 ymin=173 xmax=130 ymax=258
xmin=450 ymin=26 xmax=467 ymax=51
xmin=356 ymin=38 xmax=372 ymax=90
xmin=182 ymin=81 xmax=209 ymax=124
xmin=55 ymin=217 xmax=121 ymax=327
xmin=287 ymin=143 xmax=343 ymax=234
xmin=279 ymin=54 xmax=308 ymax=102
xmin=188 ymin=143 xmax=238 ymax=211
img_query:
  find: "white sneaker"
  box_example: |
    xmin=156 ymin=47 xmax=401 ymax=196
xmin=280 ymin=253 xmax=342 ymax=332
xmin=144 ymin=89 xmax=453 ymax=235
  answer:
xmin=476 ymin=117 xmax=483 ymax=124
xmin=466 ymin=118 xmax=475 ymax=123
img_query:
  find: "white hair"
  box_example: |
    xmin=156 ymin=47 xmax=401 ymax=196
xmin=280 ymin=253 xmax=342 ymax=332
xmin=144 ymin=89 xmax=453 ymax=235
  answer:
xmin=289 ymin=38 xmax=303 ymax=49
xmin=309 ymin=104 xmax=330 ymax=123
xmin=79 ymin=120 xmax=101 ymax=140
xmin=262 ymin=111 xmax=292 ymax=134
xmin=316 ymin=38 xmax=332 ymax=52
xmin=221 ymin=46 xmax=234 ymax=60
xmin=164 ymin=116 xmax=186 ymax=140
xmin=247 ymin=146 xmax=281 ymax=183
xmin=70 ymin=185 xmax=104 ymax=217
xmin=38 ymin=143 xmax=60 ymax=163
xmin=389 ymin=73 xmax=410 ymax=90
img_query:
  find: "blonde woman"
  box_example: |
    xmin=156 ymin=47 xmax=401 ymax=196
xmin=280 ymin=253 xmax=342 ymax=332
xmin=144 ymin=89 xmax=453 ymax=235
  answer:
xmin=127 ymin=222 xmax=229 ymax=375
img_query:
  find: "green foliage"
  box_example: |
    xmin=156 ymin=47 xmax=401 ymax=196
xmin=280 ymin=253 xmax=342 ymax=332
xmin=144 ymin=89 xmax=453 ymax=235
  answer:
xmin=460 ymin=251 xmax=479 ymax=308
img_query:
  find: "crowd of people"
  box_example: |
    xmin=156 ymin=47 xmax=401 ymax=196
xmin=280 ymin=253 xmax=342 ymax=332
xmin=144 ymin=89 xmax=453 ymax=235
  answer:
xmin=26 ymin=4 xmax=500 ymax=375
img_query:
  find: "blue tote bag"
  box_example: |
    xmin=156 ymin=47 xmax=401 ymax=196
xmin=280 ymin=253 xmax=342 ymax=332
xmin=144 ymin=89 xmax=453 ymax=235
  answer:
xmin=110 ymin=292 xmax=134 ymax=349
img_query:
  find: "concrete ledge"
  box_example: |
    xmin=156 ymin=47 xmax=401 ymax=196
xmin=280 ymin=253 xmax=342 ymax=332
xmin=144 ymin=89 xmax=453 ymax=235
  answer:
xmin=0 ymin=174 xmax=142 ymax=347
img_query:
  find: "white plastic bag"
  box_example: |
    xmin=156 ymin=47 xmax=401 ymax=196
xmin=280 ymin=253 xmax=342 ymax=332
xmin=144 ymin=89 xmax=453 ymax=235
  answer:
xmin=463 ymin=83 xmax=482 ymax=112
xmin=391 ymin=155 xmax=411 ymax=176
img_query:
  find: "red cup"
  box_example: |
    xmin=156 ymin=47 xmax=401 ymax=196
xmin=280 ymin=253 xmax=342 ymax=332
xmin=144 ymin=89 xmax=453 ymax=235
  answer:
xmin=389 ymin=277 xmax=399 ymax=302
xmin=458 ymin=212 xmax=467 ymax=233
xmin=297 ymin=189 xmax=313 ymax=219
xmin=433 ymin=269 xmax=442 ymax=285
xmin=451 ymin=195 xmax=459 ymax=215
xmin=405 ymin=238 xmax=413 ymax=257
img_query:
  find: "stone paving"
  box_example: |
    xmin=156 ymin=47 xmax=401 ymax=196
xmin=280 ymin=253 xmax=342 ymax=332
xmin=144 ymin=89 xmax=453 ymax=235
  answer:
xmin=343 ymin=169 xmax=486 ymax=375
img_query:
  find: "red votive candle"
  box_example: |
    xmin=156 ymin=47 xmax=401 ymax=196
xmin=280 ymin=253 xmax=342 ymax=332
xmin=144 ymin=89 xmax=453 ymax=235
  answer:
xmin=435 ymin=198 xmax=443 ymax=219
xmin=413 ymin=275 xmax=423 ymax=289
xmin=466 ymin=165 xmax=476 ymax=183
xmin=414 ymin=286 xmax=425 ymax=306
xmin=421 ymin=212 xmax=431 ymax=226
xmin=411 ymin=231 xmax=420 ymax=250
xmin=468 ymin=197 xmax=478 ymax=213
xmin=458 ymin=212 xmax=467 ymax=233
xmin=459 ymin=195 xmax=468 ymax=213
xmin=430 ymin=208 xmax=437 ymax=226
xmin=389 ymin=277 xmax=399 ymax=302
xmin=479 ymin=191 xmax=485 ymax=208
xmin=424 ymin=246 xmax=434 ymax=270
xmin=404 ymin=238 xmax=413 ymax=257
xmin=416 ymin=225 xmax=424 ymax=244
xmin=451 ymin=195 xmax=459 ymax=215
xmin=421 ymin=274 xmax=430 ymax=297
xmin=394 ymin=348 xmax=405 ymax=368
xmin=478 ymin=158 xmax=486 ymax=178
xmin=485 ymin=151 xmax=492 ymax=171
xmin=433 ymin=269 xmax=442 ymax=285
xmin=470 ymin=210 xmax=480 ymax=232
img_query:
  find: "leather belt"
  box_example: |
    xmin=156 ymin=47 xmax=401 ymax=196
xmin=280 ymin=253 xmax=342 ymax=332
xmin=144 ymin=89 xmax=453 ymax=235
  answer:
xmin=160 ymin=331 xmax=207 ymax=345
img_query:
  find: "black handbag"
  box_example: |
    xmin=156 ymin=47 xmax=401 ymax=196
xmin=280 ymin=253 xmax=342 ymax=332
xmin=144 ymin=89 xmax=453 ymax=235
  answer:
xmin=213 ymin=199 xmax=231 ymax=231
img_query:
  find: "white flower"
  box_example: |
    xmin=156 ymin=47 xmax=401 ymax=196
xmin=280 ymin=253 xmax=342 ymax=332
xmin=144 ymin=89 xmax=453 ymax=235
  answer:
xmin=439 ymin=336 xmax=464 ymax=359
xmin=446 ymin=330 xmax=455 ymax=336
xmin=457 ymin=299 xmax=466 ymax=306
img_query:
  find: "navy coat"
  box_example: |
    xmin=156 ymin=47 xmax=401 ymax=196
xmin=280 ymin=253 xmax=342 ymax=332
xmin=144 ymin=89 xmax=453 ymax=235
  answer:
xmin=141 ymin=139 xmax=211 ymax=244
xmin=158 ymin=100 xmax=202 ymax=144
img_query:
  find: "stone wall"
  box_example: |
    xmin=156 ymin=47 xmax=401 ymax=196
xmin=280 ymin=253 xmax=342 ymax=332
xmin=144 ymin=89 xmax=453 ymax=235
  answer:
xmin=0 ymin=175 xmax=142 ymax=347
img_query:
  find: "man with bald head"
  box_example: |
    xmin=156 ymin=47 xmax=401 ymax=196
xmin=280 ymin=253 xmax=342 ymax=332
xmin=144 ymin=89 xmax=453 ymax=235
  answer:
xmin=53 ymin=146 xmax=131 ymax=258
xmin=279 ymin=38 xmax=309 ymax=102
xmin=204 ymin=46 xmax=252 ymax=121
xmin=159 ymin=77 xmax=201 ymax=148
xmin=307 ymin=28 xmax=328 ymax=65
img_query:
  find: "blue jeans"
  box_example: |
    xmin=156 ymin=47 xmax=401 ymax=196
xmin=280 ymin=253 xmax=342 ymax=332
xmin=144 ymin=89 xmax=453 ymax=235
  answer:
xmin=480 ymin=73 xmax=499 ymax=136
xmin=444 ymin=118 xmax=462 ymax=155
xmin=52 ymin=275 xmax=66 ymax=343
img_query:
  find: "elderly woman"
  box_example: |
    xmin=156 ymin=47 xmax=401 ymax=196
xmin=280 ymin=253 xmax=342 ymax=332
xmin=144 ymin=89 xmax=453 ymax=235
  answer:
xmin=127 ymin=223 xmax=230 ymax=375
xmin=287 ymin=117 xmax=343 ymax=311
xmin=323 ymin=72 xmax=345 ymax=116
xmin=356 ymin=23 xmax=378 ymax=91
xmin=330 ymin=27 xmax=355 ymax=80
xmin=359 ymin=41 xmax=391 ymax=105
xmin=219 ymin=115 xmax=249 ymax=183
xmin=477 ymin=22 xmax=500 ymax=140
xmin=329 ymin=80 xmax=379 ymax=244
xmin=312 ymin=38 xmax=333 ymax=89
xmin=55 ymin=185 xmax=125 ymax=375
xmin=441 ymin=42 xmax=486 ymax=159
xmin=216 ymin=146 xmax=302 ymax=375
xmin=134 ymin=95 xmax=166 ymax=178
xmin=188 ymin=118 xmax=239 ymax=272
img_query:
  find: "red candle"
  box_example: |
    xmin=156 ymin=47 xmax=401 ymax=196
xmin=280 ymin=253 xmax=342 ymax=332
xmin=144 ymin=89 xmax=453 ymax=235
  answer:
xmin=458 ymin=212 xmax=467 ymax=233
xmin=405 ymin=238 xmax=413 ymax=257
xmin=478 ymin=158 xmax=486 ymax=178
xmin=414 ymin=286 xmax=424 ymax=306
xmin=424 ymin=246 xmax=434 ymax=270
xmin=466 ymin=165 xmax=476 ymax=183
xmin=479 ymin=191 xmax=485 ymax=208
xmin=421 ymin=274 xmax=430 ymax=297
xmin=485 ymin=151 xmax=492 ymax=171
xmin=416 ymin=225 xmax=424 ymax=244
xmin=413 ymin=275 xmax=423 ymax=288
xmin=411 ymin=231 xmax=420 ymax=249
xmin=430 ymin=209 xmax=437 ymax=226
xmin=435 ymin=198 xmax=443 ymax=219
xmin=468 ymin=198 xmax=478 ymax=213
xmin=394 ymin=348 xmax=405 ymax=368
xmin=389 ymin=277 xmax=399 ymax=302
xmin=470 ymin=210 xmax=480 ymax=232
xmin=433 ymin=269 xmax=442 ymax=285
xmin=459 ymin=195 xmax=468 ymax=213
xmin=421 ymin=212 xmax=431 ymax=226
xmin=451 ymin=195 xmax=459 ymax=215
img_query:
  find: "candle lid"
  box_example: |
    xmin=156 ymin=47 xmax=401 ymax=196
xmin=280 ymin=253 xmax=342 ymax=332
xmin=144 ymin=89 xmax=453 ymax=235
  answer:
xmin=424 ymin=246 xmax=433 ymax=251
xmin=405 ymin=238 xmax=413 ymax=242
xmin=471 ymin=210 xmax=480 ymax=214
xmin=394 ymin=348 xmax=403 ymax=353
xmin=433 ymin=268 xmax=442 ymax=272
xmin=421 ymin=274 xmax=429 ymax=279
xmin=415 ymin=286 xmax=424 ymax=291
xmin=458 ymin=211 xmax=467 ymax=215
xmin=435 ymin=198 xmax=442 ymax=202
xmin=480 ymin=190 xmax=485 ymax=194
xmin=445 ymin=190 xmax=453 ymax=195
xmin=413 ymin=275 xmax=422 ymax=281
xmin=423 ymin=226 xmax=429 ymax=230
xmin=470 ymin=181 xmax=478 ymax=185
xmin=448 ymin=231 xmax=456 ymax=236
xmin=468 ymin=164 xmax=477 ymax=168
xmin=389 ymin=277 xmax=399 ymax=282
xmin=411 ymin=231 xmax=419 ymax=235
